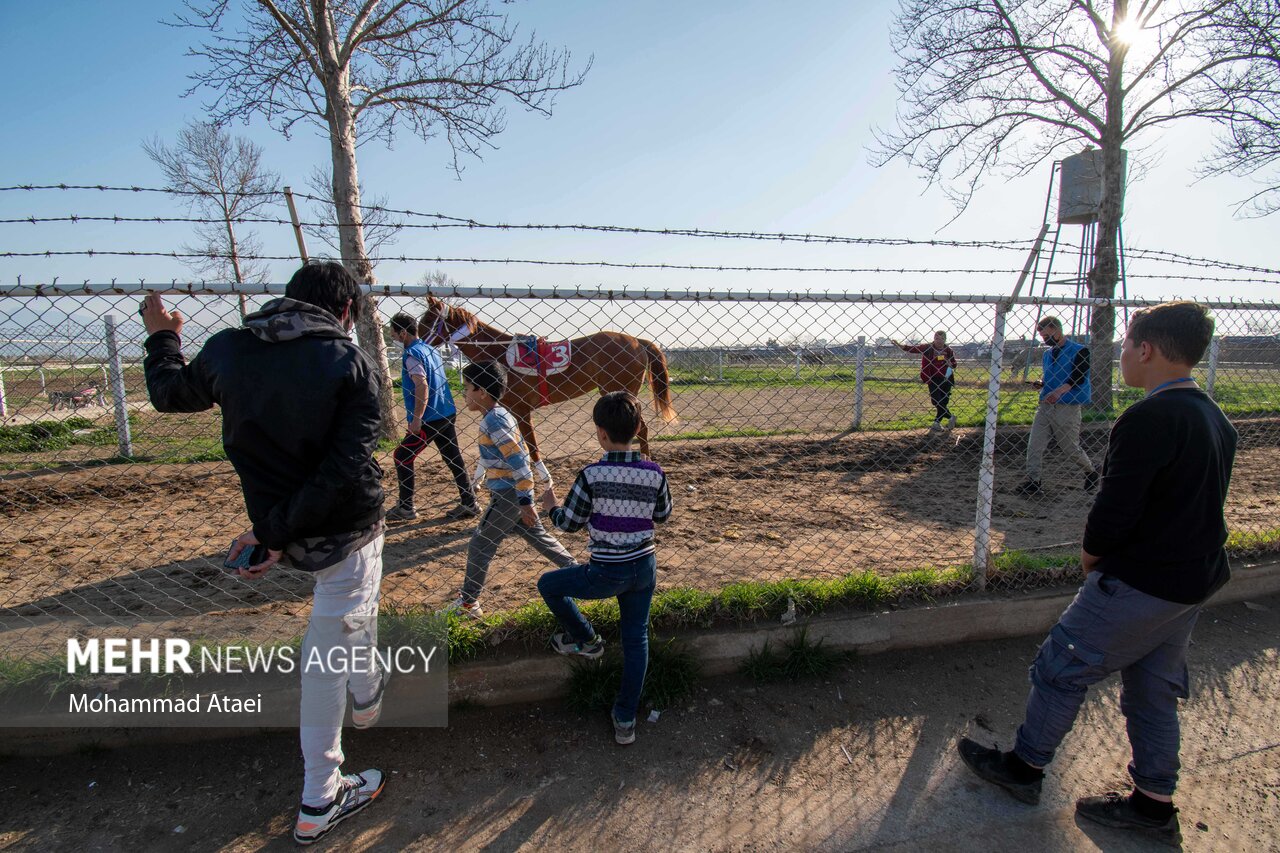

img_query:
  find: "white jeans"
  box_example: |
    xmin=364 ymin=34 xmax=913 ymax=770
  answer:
xmin=299 ymin=535 xmax=384 ymax=807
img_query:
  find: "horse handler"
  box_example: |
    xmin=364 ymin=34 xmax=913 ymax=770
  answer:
xmin=387 ymin=312 xmax=478 ymax=522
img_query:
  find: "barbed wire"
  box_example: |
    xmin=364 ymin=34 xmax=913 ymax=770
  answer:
xmin=4 ymin=249 xmax=1280 ymax=285
xmin=4 ymin=183 xmax=1277 ymax=276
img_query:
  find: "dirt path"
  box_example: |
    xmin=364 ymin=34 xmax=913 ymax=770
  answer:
xmin=3 ymin=417 xmax=1279 ymax=657
xmin=1 ymin=592 xmax=1276 ymax=851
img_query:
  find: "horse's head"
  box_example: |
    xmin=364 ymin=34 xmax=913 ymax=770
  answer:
xmin=418 ymin=295 xmax=450 ymax=346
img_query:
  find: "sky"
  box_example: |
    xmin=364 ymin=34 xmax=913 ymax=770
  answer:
xmin=0 ymin=1 xmax=1277 ymax=346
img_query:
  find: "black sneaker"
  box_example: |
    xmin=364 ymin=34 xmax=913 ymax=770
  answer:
xmin=444 ymin=502 xmax=481 ymax=521
xmin=956 ymin=738 xmax=1042 ymax=805
xmin=386 ymin=504 xmax=418 ymax=522
xmin=1076 ymin=791 xmax=1182 ymax=848
xmin=1013 ymin=479 xmax=1042 ymax=497
xmin=1084 ymin=470 xmax=1100 ymax=490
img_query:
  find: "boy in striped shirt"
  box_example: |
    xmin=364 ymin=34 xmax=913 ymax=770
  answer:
xmin=538 ymin=391 xmax=673 ymax=745
xmin=452 ymin=362 xmax=575 ymax=618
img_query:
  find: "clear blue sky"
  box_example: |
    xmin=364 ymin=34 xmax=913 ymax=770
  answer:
xmin=1 ymin=0 xmax=1277 ymax=318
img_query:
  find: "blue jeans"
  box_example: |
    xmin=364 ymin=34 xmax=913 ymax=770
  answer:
xmin=1014 ymin=571 xmax=1201 ymax=796
xmin=537 ymin=554 xmax=657 ymax=723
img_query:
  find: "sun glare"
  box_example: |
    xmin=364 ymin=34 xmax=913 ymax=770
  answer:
xmin=1111 ymin=16 xmax=1148 ymax=47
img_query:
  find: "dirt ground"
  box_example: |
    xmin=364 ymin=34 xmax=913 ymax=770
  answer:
xmin=1 ymin=592 xmax=1276 ymax=852
xmin=2 ymin=392 xmax=1279 ymax=656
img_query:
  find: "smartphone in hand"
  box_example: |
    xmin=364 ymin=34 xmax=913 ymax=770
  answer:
xmin=223 ymin=540 xmax=269 ymax=571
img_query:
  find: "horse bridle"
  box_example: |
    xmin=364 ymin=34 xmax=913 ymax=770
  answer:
xmin=427 ymin=309 xmax=475 ymax=347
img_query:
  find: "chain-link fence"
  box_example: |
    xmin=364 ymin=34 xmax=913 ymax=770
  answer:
xmin=1 ymin=283 xmax=1277 ymax=660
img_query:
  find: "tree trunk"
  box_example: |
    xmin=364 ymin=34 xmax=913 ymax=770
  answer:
xmin=328 ymin=93 xmax=397 ymax=439
xmin=1086 ymin=1 xmax=1129 ymax=416
xmin=225 ymin=217 xmax=248 ymax=321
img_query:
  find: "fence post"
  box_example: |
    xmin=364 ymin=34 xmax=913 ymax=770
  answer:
xmin=0 ymin=365 xmax=6 ymax=419
xmin=717 ymin=349 xmax=724 ymax=381
xmin=103 ymin=314 xmax=133 ymax=458
xmin=972 ymin=302 xmax=1009 ymax=589
xmin=1206 ymin=336 xmax=1220 ymax=399
xmin=853 ymin=335 xmax=866 ymax=431
xmin=794 ymin=348 xmax=802 ymax=380
xmin=39 ymin=366 xmax=47 ymax=394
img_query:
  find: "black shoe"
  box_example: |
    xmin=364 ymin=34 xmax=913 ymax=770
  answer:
xmin=1013 ymin=479 xmax=1042 ymax=497
xmin=957 ymin=738 xmax=1042 ymax=805
xmin=386 ymin=504 xmax=418 ymax=522
xmin=1084 ymin=470 xmax=1100 ymax=490
xmin=1075 ymin=792 xmax=1182 ymax=848
xmin=444 ymin=502 xmax=480 ymax=521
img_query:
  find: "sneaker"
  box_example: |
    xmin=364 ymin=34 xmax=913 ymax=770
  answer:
xmin=443 ymin=597 xmax=484 ymax=619
xmin=293 ymin=769 xmax=386 ymax=845
xmin=956 ymin=737 xmax=1042 ymax=805
xmin=550 ymin=631 xmax=605 ymax=659
xmin=1084 ymin=469 xmax=1100 ymax=491
xmin=1013 ymin=479 xmax=1042 ymax=497
xmin=929 ymin=420 xmax=943 ymax=432
xmin=612 ymin=713 xmax=636 ymax=745
xmin=1075 ymin=791 xmax=1182 ymax=848
xmin=948 ymin=415 xmax=958 ymax=429
xmin=444 ymin=502 xmax=481 ymax=521
xmin=386 ymin=504 xmax=418 ymax=522
xmin=351 ymin=665 xmax=390 ymax=729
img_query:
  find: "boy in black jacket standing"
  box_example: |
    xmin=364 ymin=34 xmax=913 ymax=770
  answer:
xmin=142 ymin=262 xmax=388 ymax=846
xmin=958 ymin=301 xmax=1237 ymax=848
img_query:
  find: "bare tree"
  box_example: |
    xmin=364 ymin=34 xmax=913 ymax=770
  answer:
xmin=143 ymin=121 xmax=279 ymax=318
xmin=176 ymin=0 xmax=591 ymax=434
xmin=872 ymin=0 xmax=1259 ymax=410
xmin=1199 ymin=0 xmax=1280 ymax=217
xmin=303 ymin=165 xmax=405 ymax=261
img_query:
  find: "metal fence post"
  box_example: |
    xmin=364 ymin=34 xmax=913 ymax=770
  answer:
xmin=794 ymin=348 xmax=802 ymax=380
xmin=1206 ymin=336 xmax=1220 ymax=399
xmin=972 ymin=302 xmax=1008 ymax=588
xmin=38 ymin=366 xmax=46 ymax=395
xmin=103 ymin=314 xmax=133 ymax=458
xmin=853 ymin=335 xmax=866 ymax=431
xmin=0 ymin=365 xmax=7 ymax=418
xmin=717 ymin=349 xmax=724 ymax=381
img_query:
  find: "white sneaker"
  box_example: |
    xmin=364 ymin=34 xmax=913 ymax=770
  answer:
xmin=442 ymin=597 xmax=484 ymax=619
xmin=293 ymin=769 xmax=385 ymax=845
xmin=351 ymin=666 xmax=390 ymax=729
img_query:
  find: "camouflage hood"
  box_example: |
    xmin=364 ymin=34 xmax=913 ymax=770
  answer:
xmin=243 ymin=298 xmax=352 ymax=343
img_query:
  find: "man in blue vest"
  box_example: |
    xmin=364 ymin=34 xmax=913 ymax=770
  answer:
xmin=387 ymin=313 xmax=478 ymax=522
xmin=1015 ymin=316 xmax=1100 ymax=496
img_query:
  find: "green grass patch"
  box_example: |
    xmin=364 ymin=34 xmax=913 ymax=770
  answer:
xmin=740 ymin=627 xmax=847 ymax=683
xmin=0 ymin=417 xmax=97 ymax=453
xmin=653 ymin=427 xmax=807 ymax=442
xmin=565 ymin=638 xmax=699 ymax=712
xmin=1226 ymin=527 xmax=1280 ymax=556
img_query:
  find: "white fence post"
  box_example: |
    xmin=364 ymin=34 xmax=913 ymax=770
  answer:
xmin=853 ymin=335 xmax=866 ymax=431
xmin=972 ymin=302 xmax=1008 ymax=588
xmin=39 ymin=366 xmax=47 ymax=394
xmin=0 ymin=365 xmax=7 ymax=419
xmin=103 ymin=315 xmax=133 ymax=458
xmin=794 ymin=348 xmax=802 ymax=380
xmin=717 ymin=349 xmax=724 ymax=381
xmin=1206 ymin=336 xmax=1220 ymax=399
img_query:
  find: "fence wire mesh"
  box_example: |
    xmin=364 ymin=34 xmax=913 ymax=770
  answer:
xmin=1 ymin=285 xmax=1277 ymax=660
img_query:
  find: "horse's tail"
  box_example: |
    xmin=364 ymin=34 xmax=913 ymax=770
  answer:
xmin=642 ymin=339 xmax=678 ymax=423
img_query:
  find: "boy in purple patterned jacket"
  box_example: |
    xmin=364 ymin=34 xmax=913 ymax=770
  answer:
xmin=538 ymin=391 xmax=673 ymax=745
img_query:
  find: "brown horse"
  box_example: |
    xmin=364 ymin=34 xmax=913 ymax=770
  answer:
xmin=417 ymin=296 xmax=677 ymax=465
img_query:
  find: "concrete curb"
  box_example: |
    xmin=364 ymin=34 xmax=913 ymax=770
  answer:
xmin=6 ymin=561 xmax=1277 ymax=756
